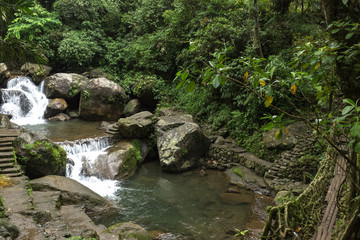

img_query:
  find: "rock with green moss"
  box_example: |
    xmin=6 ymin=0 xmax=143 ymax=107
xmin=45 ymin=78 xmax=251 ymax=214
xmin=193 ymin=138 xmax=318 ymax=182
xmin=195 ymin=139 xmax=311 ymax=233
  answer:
xmin=105 ymin=222 xmax=152 ymax=240
xmin=14 ymin=130 xmax=66 ymax=179
xmin=117 ymin=111 xmax=155 ymax=139
xmin=132 ymin=75 xmax=162 ymax=108
xmin=81 ymin=140 xmax=148 ymax=179
xmin=79 ymin=77 xmax=129 ymax=121
xmin=156 ymin=112 xmax=210 ymax=172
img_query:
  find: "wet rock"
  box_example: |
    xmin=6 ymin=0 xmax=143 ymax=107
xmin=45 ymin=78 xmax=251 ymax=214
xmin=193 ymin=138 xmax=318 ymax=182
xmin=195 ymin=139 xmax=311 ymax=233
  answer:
xmin=79 ymin=77 xmax=128 ymax=121
xmin=67 ymin=110 xmax=79 ymax=118
xmin=0 ymin=63 xmax=10 ymax=87
xmin=44 ymin=73 xmax=88 ymax=99
xmin=44 ymin=98 xmax=68 ymax=118
xmin=156 ymin=112 xmax=210 ymax=172
xmin=123 ymin=99 xmax=141 ymax=116
xmin=105 ymin=222 xmax=152 ymax=240
xmin=118 ymin=111 xmax=154 ymax=139
xmin=0 ymin=114 xmax=12 ymax=129
xmin=81 ymin=140 xmax=148 ymax=180
xmin=48 ymin=113 xmax=71 ymax=121
xmin=30 ymin=175 xmax=115 ymax=215
xmin=21 ymin=62 xmax=52 ymax=83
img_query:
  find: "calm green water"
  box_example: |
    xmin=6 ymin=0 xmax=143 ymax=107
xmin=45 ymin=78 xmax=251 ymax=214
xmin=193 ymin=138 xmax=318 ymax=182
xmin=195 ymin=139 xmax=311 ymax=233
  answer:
xmin=25 ymin=119 xmax=254 ymax=239
xmin=107 ymin=161 xmax=253 ymax=239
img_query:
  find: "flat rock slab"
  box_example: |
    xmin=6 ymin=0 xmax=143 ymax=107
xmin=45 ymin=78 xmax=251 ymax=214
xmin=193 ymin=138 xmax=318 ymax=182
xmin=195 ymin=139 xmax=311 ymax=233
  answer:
xmin=8 ymin=213 xmax=47 ymax=240
xmin=225 ymin=166 xmax=270 ymax=195
xmin=32 ymin=191 xmax=61 ymax=219
xmin=0 ymin=182 xmax=31 ymax=214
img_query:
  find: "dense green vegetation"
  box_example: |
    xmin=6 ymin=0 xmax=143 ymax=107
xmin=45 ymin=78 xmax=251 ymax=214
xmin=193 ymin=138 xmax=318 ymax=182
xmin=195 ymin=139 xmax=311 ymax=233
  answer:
xmin=1 ymin=0 xmax=360 ymax=239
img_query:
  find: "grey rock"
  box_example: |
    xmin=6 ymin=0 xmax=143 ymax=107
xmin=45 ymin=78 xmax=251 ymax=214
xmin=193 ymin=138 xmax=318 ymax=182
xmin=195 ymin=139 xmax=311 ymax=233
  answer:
xmin=21 ymin=62 xmax=52 ymax=83
xmin=48 ymin=113 xmax=71 ymax=122
xmin=44 ymin=73 xmax=89 ymax=99
xmin=156 ymin=112 xmax=210 ymax=172
xmin=45 ymin=98 xmax=68 ymax=118
xmin=123 ymin=99 xmax=141 ymax=117
xmin=79 ymin=77 xmax=128 ymax=121
xmin=118 ymin=111 xmax=154 ymax=139
xmin=81 ymin=140 xmax=148 ymax=180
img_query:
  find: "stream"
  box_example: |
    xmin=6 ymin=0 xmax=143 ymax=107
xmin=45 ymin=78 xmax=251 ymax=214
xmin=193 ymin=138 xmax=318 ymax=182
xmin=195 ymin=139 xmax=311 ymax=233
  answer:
xmin=1 ymin=76 xmax=257 ymax=239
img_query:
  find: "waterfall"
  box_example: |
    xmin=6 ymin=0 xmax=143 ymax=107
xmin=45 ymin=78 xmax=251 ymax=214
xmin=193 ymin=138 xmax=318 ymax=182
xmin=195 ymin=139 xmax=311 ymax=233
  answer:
xmin=57 ymin=136 xmax=120 ymax=198
xmin=0 ymin=76 xmax=48 ymax=125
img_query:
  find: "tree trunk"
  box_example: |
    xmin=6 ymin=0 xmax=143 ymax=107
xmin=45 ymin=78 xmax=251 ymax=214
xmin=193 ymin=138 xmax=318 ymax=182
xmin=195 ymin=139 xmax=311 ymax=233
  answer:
xmin=254 ymin=0 xmax=264 ymax=58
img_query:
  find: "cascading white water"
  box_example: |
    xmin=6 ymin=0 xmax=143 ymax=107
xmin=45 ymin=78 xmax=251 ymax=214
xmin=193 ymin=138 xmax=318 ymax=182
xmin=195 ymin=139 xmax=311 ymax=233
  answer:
xmin=57 ymin=136 xmax=120 ymax=198
xmin=0 ymin=76 xmax=48 ymax=125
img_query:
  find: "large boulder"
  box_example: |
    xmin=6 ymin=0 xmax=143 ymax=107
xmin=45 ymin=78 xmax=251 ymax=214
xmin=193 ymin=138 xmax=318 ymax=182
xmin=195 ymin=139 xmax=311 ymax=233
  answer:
xmin=44 ymin=98 xmax=68 ymax=118
xmin=21 ymin=62 xmax=52 ymax=83
xmin=123 ymin=99 xmax=141 ymax=117
xmin=0 ymin=63 xmax=10 ymax=87
xmin=48 ymin=113 xmax=71 ymax=122
xmin=13 ymin=130 xmax=67 ymax=179
xmin=117 ymin=111 xmax=154 ymax=139
xmin=81 ymin=140 xmax=148 ymax=180
xmin=156 ymin=112 xmax=210 ymax=172
xmin=30 ymin=175 xmax=115 ymax=215
xmin=262 ymin=121 xmax=309 ymax=149
xmin=44 ymin=73 xmax=88 ymax=100
xmin=0 ymin=114 xmax=12 ymax=129
xmin=79 ymin=77 xmax=128 ymax=121
xmin=105 ymin=222 xmax=152 ymax=240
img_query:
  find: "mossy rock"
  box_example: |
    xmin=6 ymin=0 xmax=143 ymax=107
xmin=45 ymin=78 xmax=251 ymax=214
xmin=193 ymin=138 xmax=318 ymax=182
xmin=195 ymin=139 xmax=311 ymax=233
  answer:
xmin=105 ymin=222 xmax=152 ymax=240
xmin=15 ymin=134 xmax=67 ymax=179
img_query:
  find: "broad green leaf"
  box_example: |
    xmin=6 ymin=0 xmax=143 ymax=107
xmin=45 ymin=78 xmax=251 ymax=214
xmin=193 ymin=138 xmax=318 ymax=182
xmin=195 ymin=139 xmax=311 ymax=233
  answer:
xmin=176 ymin=80 xmax=186 ymax=89
xmin=346 ymin=32 xmax=354 ymax=40
xmin=181 ymin=72 xmax=189 ymax=81
xmin=270 ymin=66 xmax=276 ymax=79
xmin=275 ymin=129 xmax=283 ymax=140
xmin=343 ymin=98 xmax=356 ymax=106
xmin=212 ymin=75 xmax=220 ymax=88
xmin=202 ymin=69 xmax=213 ymax=84
xmin=350 ymin=122 xmax=360 ymax=138
xmin=333 ymin=115 xmax=348 ymax=122
xmin=342 ymin=0 xmax=348 ymax=4
xmin=186 ymin=81 xmax=196 ymax=92
xmin=342 ymin=105 xmax=354 ymax=115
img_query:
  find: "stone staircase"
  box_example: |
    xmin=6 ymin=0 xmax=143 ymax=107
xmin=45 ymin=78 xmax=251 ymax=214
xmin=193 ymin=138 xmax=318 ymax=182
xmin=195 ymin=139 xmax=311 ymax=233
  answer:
xmin=0 ymin=129 xmax=23 ymax=177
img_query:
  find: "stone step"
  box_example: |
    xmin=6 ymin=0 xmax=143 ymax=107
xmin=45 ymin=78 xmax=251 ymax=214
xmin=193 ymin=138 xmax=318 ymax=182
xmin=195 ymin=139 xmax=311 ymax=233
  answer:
xmin=0 ymin=129 xmax=20 ymax=137
xmin=0 ymin=158 xmax=15 ymax=163
xmin=0 ymin=162 xmax=14 ymax=169
xmin=0 ymin=151 xmax=13 ymax=158
xmin=6 ymin=172 xmax=23 ymax=178
xmin=0 ymin=146 xmax=13 ymax=152
xmin=0 ymin=137 xmax=16 ymax=142
xmin=0 ymin=142 xmax=12 ymax=147
xmin=0 ymin=165 xmax=22 ymax=174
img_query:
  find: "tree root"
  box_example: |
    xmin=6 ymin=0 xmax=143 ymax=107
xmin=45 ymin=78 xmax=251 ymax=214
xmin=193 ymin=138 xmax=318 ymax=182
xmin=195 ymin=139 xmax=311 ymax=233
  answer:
xmin=261 ymin=150 xmax=336 ymax=239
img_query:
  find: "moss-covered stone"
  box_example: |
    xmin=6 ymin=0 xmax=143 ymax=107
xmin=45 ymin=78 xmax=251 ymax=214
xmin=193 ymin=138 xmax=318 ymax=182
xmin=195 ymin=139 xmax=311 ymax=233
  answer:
xmin=16 ymin=140 xmax=66 ymax=179
xmin=105 ymin=222 xmax=152 ymax=240
xmin=118 ymin=139 xmax=143 ymax=178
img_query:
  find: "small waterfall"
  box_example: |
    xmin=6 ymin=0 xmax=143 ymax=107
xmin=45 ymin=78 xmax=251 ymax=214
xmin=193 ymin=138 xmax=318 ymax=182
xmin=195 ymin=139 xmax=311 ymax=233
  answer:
xmin=0 ymin=76 xmax=48 ymax=125
xmin=57 ymin=136 xmax=120 ymax=198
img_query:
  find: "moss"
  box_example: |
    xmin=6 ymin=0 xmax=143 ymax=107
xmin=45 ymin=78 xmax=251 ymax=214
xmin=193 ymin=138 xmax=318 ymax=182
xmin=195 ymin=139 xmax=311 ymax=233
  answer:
xmin=18 ymin=140 xmax=67 ymax=178
xmin=0 ymin=196 xmax=5 ymax=218
xmin=0 ymin=175 xmax=14 ymax=189
xmin=124 ymin=233 xmax=152 ymax=240
xmin=119 ymin=140 xmax=142 ymax=176
xmin=233 ymin=167 xmax=244 ymax=179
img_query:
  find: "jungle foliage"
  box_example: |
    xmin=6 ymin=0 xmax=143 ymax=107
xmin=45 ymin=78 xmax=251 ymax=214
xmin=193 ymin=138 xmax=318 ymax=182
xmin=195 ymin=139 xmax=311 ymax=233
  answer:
xmin=2 ymin=0 xmax=360 ymax=239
